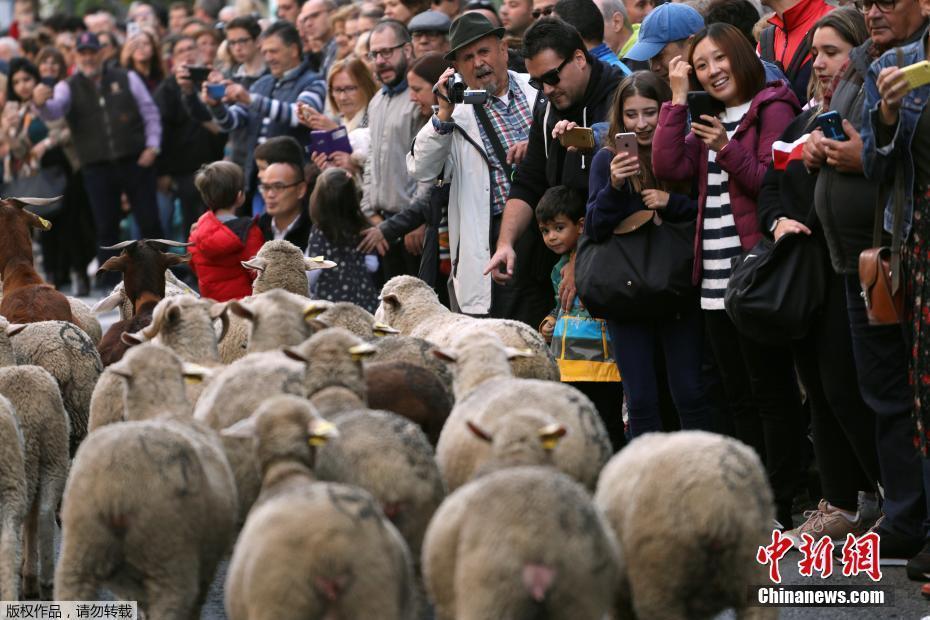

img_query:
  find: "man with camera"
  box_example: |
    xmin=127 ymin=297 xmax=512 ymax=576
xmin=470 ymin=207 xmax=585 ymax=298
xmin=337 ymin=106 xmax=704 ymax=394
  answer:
xmin=407 ymin=13 xmax=536 ymax=317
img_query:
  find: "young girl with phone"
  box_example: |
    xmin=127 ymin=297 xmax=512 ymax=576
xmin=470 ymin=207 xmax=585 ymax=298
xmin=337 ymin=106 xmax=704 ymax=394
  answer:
xmin=586 ymin=71 xmax=714 ymax=439
xmin=652 ymin=23 xmax=803 ymax=529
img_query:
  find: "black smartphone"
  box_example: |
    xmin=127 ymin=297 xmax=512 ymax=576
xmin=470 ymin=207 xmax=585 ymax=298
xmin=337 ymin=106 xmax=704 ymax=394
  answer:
xmin=687 ymin=91 xmax=724 ymax=126
xmin=186 ymin=65 xmax=211 ymax=83
xmin=815 ymin=110 xmax=848 ymax=141
xmin=40 ymin=77 xmax=57 ymax=87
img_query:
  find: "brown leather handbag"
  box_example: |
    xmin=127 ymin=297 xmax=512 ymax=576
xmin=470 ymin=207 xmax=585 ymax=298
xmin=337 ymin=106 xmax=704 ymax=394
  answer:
xmin=858 ymin=159 xmax=905 ymax=326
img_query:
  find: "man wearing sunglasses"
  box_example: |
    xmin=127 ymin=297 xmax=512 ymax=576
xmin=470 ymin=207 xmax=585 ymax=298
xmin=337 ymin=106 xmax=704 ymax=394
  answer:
xmin=484 ymin=17 xmax=625 ymax=325
xmin=802 ymin=0 xmax=929 ymax=567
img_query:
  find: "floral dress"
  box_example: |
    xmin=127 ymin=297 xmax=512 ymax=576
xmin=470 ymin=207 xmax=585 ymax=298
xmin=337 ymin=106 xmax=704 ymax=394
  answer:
xmin=305 ymin=227 xmax=380 ymax=313
xmin=907 ymin=185 xmax=930 ymax=455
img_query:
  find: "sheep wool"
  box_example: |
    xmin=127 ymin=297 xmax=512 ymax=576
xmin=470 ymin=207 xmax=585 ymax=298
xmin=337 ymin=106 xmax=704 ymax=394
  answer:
xmin=368 ymin=335 xmax=454 ymax=396
xmin=422 ymin=466 xmax=620 ymax=620
xmin=67 ymin=297 xmax=102 ymax=345
xmin=594 ymin=431 xmax=776 ymax=620
xmin=435 ymin=333 xmax=612 ymax=492
xmin=0 ymin=394 xmax=27 ymax=601
xmin=223 ymin=395 xmax=415 ymax=620
xmin=375 ymin=276 xmax=559 ymax=381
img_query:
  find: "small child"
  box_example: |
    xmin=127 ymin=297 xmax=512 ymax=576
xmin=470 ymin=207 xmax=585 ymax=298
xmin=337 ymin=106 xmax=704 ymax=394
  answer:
xmin=188 ymin=161 xmax=265 ymax=302
xmin=306 ymin=168 xmax=380 ymax=312
xmin=536 ymin=185 xmax=625 ymax=451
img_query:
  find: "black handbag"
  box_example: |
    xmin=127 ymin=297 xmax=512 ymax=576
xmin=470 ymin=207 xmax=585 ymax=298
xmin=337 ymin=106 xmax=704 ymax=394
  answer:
xmin=576 ymin=210 xmax=697 ymax=322
xmin=724 ymin=230 xmax=830 ymax=345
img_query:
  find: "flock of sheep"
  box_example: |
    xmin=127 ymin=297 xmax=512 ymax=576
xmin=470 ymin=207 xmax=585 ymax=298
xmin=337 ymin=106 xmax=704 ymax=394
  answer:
xmin=0 ymin=197 xmax=779 ymax=619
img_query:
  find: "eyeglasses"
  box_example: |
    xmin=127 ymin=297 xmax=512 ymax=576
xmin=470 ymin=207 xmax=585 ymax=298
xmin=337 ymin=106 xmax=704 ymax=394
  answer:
xmin=258 ymin=180 xmax=303 ymax=194
xmin=367 ymin=42 xmax=406 ymax=61
xmin=531 ymin=5 xmax=555 ymax=19
xmin=528 ymin=56 xmax=571 ymax=90
xmin=227 ymin=37 xmax=253 ymax=47
xmin=857 ymin=0 xmax=896 ymax=11
xmin=332 ymin=85 xmax=359 ymax=95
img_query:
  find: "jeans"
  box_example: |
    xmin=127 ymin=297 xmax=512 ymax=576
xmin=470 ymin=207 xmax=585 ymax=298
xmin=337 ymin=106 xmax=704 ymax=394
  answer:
xmin=607 ymin=306 xmax=714 ymax=438
xmin=844 ymin=274 xmax=930 ymax=540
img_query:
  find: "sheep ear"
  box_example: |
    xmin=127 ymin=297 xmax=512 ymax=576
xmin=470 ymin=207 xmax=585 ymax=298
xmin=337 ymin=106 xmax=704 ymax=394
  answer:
xmin=308 ymin=418 xmax=339 ymax=446
xmin=433 ymin=348 xmax=457 ymax=363
xmin=303 ymin=302 xmax=329 ymax=320
xmin=5 ymin=323 xmax=27 ymax=337
xmin=348 ymin=343 xmax=377 ymax=361
xmin=210 ymin=302 xmax=231 ymax=343
xmin=305 ymin=256 xmax=337 ymax=270
xmin=538 ymin=424 xmax=567 ymax=451
xmin=241 ymin=258 xmax=267 ymax=273
xmin=182 ymin=362 xmax=212 ymax=384
xmin=121 ymin=331 xmax=146 ymax=347
xmin=283 ymin=347 xmax=309 ymax=363
xmin=108 ymin=363 xmax=132 ymax=381
xmin=504 ymin=347 xmax=534 ymax=360
xmin=372 ymin=322 xmax=399 ymax=337
xmin=97 ymin=255 xmax=128 ymax=274
xmin=379 ymin=293 xmax=400 ymax=309
xmin=466 ymin=420 xmax=492 ymax=443
xmin=92 ymin=292 xmax=123 ymax=313
xmin=307 ymin=319 xmax=329 ymax=333
xmin=228 ymin=301 xmax=254 ymax=321
xmin=221 ymin=416 xmax=258 ymax=439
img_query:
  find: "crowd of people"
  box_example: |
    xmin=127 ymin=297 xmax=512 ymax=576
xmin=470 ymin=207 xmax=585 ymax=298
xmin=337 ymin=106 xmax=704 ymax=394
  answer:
xmin=3 ymin=0 xmax=930 ymax=596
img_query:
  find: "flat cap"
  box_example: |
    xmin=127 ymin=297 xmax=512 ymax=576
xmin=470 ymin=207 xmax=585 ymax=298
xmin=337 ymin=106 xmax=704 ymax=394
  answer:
xmin=408 ymin=10 xmax=452 ymax=34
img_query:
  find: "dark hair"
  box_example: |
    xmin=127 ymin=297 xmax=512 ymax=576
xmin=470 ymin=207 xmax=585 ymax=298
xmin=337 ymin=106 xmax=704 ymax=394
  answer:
xmin=260 ymin=21 xmax=303 ymax=49
xmin=169 ymin=34 xmax=196 ymax=54
xmin=371 ymin=19 xmax=412 ymax=44
xmin=401 ymin=0 xmax=432 ymax=16
xmin=704 ymin=0 xmax=761 ymax=47
xmin=35 ymin=46 xmax=67 ymax=81
xmin=409 ymin=52 xmax=449 ymax=86
xmin=309 ymin=168 xmax=371 ymax=245
xmin=195 ymin=161 xmax=244 ymax=211
xmin=226 ymin=15 xmax=261 ymax=39
xmin=194 ymin=0 xmax=224 ymax=19
xmin=805 ymin=7 xmax=867 ymax=106
xmin=6 ymin=57 xmax=41 ymax=103
xmin=169 ymin=1 xmax=193 ymax=14
xmin=554 ymin=0 xmax=604 ymax=44
xmin=254 ymin=136 xmax=305 ymax=169
xmin=535 ymin=185 xmax=586 ymax=223
xmin=522 ymin=17 xmax=591 ymax=64
xmin=121 ymin=29 xmax=167 ymax=85
xmin=688 ymin=23 xmax=764 ymax=105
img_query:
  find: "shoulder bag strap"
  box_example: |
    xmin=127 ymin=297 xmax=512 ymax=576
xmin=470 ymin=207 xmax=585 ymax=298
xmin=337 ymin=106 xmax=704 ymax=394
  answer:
xmin=473 ymin=103 xmax=514 ymax=181
xmin=760 ymin=26 xmax=777 ymax=65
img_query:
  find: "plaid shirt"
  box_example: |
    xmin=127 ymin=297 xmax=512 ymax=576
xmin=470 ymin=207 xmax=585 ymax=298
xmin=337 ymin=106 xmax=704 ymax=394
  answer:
xmin=475 ymin=72 xmax=533 ymax=215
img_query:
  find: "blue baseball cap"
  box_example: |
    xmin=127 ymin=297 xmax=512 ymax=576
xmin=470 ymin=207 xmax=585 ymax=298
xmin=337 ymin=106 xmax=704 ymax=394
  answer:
xmin=623 ymin=3 xmax=705 ymax=62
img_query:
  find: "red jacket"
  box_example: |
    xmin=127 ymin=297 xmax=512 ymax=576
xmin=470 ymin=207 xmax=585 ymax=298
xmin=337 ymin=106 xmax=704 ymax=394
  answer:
xmin=188 ymin=211 xmax=264 ymax=301
xmin=652 ymin=82 xmax=801 ymax=284
xmin=762 ymin=0 xmax=833 ymax=75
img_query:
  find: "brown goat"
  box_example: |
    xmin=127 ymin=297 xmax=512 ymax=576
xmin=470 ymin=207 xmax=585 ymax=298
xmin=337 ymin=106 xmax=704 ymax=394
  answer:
xmin=0 ymin=197 xmax=73 ymax=324
xmin=96 ymin=239 xmax=191 ymax=366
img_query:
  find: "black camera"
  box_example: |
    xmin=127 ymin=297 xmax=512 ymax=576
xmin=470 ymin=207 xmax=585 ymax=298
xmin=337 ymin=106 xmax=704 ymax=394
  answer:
xmin=446 ymin=73 xmax=488 ymax=105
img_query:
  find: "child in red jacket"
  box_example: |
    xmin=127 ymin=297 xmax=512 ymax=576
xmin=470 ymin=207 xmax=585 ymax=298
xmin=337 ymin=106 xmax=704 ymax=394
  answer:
xmin=188 ymin=162 xmax=265 ymax=301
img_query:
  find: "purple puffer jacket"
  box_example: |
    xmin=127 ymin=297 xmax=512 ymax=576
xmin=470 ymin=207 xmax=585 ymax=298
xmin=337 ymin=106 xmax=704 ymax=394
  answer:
xmin=652 ymin=82 xmax=801 ymax=284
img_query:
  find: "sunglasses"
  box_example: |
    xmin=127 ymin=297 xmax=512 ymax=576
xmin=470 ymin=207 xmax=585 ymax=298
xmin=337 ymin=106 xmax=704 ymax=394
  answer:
xmin=531 ymin=5 xmax=554 ymax=18
xmin=856 ymin=0 xmax=896 ymax=12
xmin=528 ymin=56 xmax=571 ymax=90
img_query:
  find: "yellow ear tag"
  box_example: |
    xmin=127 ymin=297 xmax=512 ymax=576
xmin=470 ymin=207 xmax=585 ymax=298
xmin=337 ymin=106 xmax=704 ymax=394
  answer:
xmin=308 ymin=420 xmax=337 ymax=446
xmin=38 ymin=217 xmax=52 ymax=230
xmin=184 ymin=375 xmax=204 ymax=385
xmin=538 ymin=424 xmax=566 ymax=451
xmin=348 ymin=343 xmax=376 ymax=361
xmin=308 ymin=435 xmax=329 ymax=447
xmin=304 ymin=304 xmax=327 ymax=319
xmin=311 ymin=256 xmax=325 ymax=262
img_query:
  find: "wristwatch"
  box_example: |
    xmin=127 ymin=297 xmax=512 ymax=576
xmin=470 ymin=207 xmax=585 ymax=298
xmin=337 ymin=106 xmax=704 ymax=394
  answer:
xmin=770 ymin=216 xmax=787 ymax=233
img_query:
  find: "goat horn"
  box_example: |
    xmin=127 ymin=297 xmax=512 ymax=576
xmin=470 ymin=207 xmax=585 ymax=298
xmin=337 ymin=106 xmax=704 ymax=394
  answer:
xmin=100 ymin=240 xmax=139 ymax=251
xmin=210 ymin=302 xmax=231 ymax=343
xmin=141 ymin=299 xmax=171 ymax=339
xmin=148 ymin=239 xmax=193 ymax=248
xmin=4 ymin=196 xmax=63 ymax=208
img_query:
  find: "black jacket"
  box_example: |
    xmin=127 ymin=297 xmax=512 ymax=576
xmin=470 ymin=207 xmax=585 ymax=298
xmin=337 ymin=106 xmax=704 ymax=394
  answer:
xmin=256 ymin=209 xmax=312 ymax=252
xmin=153 ymin=76 xmax=228 ymax=176
xmin=66 ymin=68 xmax=145 ymax=165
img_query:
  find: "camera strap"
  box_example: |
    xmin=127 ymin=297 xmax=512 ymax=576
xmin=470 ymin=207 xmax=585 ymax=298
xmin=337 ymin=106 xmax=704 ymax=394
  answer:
xmin=473 ymin=104 xmax=514 ymax=181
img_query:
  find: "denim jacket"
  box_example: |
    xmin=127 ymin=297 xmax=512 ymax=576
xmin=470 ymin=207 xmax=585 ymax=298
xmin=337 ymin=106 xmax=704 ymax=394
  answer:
xmin=862 ymin=29 xmax=930 ymax=239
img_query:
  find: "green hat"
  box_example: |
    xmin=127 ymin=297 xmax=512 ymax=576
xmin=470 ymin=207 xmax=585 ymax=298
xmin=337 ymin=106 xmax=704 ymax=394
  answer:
xmin=445 ymin=12 xmax=505 ymax=61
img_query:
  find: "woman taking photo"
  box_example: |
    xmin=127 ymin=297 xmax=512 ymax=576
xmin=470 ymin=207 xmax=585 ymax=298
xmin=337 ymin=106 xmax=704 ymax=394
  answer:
xmin=586 ymin=71 xmax=714 ymax=439
xmin=652 ymin=22 xmax=802 ymax=529
xmin=120 ymin=29 xmax=165 ymax=93
xmin=758 ymin=8 xmax=880 ymax=542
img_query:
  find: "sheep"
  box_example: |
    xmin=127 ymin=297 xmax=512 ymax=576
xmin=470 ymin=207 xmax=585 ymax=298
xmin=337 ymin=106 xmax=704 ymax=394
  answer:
xmin=94 ymin=239 xmax=192 ymax=366
xmin=219 ymin=242 xmax=335 ymax=364
xmin=306 ymin=300 xmax=403 ymax=340
xmin=0 ymin=394 xmax=27 ymax=601
xmin=222 ymin=395 xmax=415 ymax=620
xmin=433 ymin=332 xmax=612 ymax=492
xmin=422 ymin=466 xmax=620 ymax=620
xmin=54 ymin=344 xmax=238 ymax=618
xmin=67 ymin=298 xmax=102 ymax=345
xmin=368 ymin=334 xmax=454 ymax=395
xmin=5 ymin=319 xmax=102 ymax=456
xmin=376 ymin=275 xmax=559 ymax=381
xmin=0 ymin=197 xmax=73 ymax=324
xmin=595 ymin=431 xmax=776 ymax=620
xmin=0 ymin=319 xmax=70 ymax=600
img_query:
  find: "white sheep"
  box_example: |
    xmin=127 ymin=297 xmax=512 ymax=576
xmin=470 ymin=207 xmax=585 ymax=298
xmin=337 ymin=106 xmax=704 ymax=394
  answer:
xmin=0 ymin=394 xmax=27 ymax=601
xmin=375 ymin=275 xmax=559 ymax=381
xmin=434 ymin=332 xmax=612 ymax=492
xmin=67 ymin=297 xmax=102 ymax=345
xmin=222 ymin=396 xmax=415 ymax=620
xmin=594 ymin=431 xmax=776 ymax=620
xmin=6 ymin=319 xmax=102 ymax=455
xmin=55 ymin=344 xmax=238 ymax=618
xmin=422 ymin=466 xmax=620 ymax=620
xmin=0 ymin=318 xmax=70 ymax=599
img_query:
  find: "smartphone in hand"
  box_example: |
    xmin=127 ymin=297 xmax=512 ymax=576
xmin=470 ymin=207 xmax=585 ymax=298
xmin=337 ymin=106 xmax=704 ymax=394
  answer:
xmin=901 ymin=60 xmax=930 ymax=91
xmin=559 ymin=126 xmax=596 ymax=151
xmin=687 ymin=91 xmax=724 ymax=126
xmin=614 ymin=132 xmax=638 ymax=159
xmin=815 ymin=110 xmax=848 ymax=141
